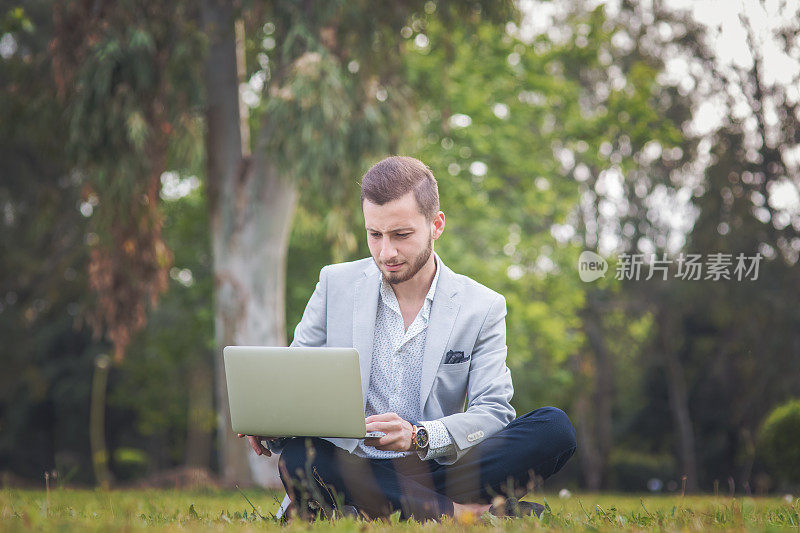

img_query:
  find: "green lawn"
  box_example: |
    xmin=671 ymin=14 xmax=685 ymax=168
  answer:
xmin=1 ymin=488 xmax=798 ymax=531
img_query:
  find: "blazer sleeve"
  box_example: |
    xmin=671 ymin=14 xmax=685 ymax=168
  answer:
xmin=437 ymin=293 xmax=516 ymax=464
xmin=289 ymin=266 xmax=329 ymax=348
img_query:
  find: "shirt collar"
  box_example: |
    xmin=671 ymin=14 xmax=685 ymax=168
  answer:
xmin=425 ymin=252 xmax=441 ymax=302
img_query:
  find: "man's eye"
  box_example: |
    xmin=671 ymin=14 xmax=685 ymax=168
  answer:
xmin=397 ymin=233 xmax=410 ymax=238
xmin=370 ymin=233 xmax=381 ymax=238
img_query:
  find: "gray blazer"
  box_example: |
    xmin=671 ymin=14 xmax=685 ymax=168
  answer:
xmin=288 ymin=254 xmax=515 ymax=464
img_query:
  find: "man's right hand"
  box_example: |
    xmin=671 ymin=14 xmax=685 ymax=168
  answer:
xmin=238 ymin=433 xmax=276 ymax=457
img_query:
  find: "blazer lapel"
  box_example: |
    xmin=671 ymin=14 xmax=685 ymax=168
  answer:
xmin=353 ymin=261 xmax=380 ymax=406
xmin=419 ymin=257 xmax=461 ymax=409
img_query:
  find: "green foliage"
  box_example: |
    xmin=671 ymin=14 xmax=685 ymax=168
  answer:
xmin=111 ymin=447 xmax=148 ymax=481
xmin=608 ymin=449 xmax=677 ymax=492
xmin=758 ymin=399 xmax=800 ymax=486
xmin=56 ymin=2 xmax=204 ymax=215
xmin=1 ymin=5 xmax=32 ymax=33
xmin=261 ymin=46 xmax=396 ymax=203
xmin=108 ymin=184 xmax=214 ymax=467
xmin=0 ymin=0 xmax=99 ymax=483
xmin=47 ymin=1 xmax=207 ymax=360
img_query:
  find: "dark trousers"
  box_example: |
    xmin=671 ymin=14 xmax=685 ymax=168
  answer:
xmin=278 ymin=407 xmax=577 ymax=520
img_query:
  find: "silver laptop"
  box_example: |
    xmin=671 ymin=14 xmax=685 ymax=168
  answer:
xmin=224 ymin=346 xmax=382 ymax=439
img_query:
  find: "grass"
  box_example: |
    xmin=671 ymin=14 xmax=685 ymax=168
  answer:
xmin=0 ymin=488 xmax=798 ymax=531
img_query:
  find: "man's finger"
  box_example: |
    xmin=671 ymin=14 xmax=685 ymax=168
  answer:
xmin=257 ymin=439 xmax=273 ymax=456
xmin=365 ymin=421 xmax=396 ymax=433
xmin=246 ymin=435 xmax=270 ymax=456
xmin=366 ymin=431 xmax=404 ymax=448
xmin=366 ymin=412 xmax=399 ymax=423
xmin=258 ymin=446 xmax=272 ymax=457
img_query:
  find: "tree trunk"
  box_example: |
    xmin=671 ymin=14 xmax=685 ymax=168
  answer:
xmin=202 ymin=0 xmax=297 ymax=487
xmin=185 ymin=361 xmax=213 ymax=468
xmin=659 ymin=310 xmax=699 ymax=492
xmin=90 ymin=354 xmax=112 ymax=488
xmin=574 ymin=375 xmax=602 ymax=490
xmin=582 ymin=306 xmax=614 ymax=490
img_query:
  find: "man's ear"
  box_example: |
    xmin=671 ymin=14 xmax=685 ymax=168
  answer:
xmin=432 ymin=211 xmax=445 ymax=240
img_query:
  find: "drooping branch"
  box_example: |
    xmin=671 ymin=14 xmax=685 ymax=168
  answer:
xmin=51 ymin=0 xmax=201 ymax=361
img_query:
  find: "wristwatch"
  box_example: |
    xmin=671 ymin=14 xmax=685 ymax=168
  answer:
xmin=411 ymin=424 xmax=429 ymax=452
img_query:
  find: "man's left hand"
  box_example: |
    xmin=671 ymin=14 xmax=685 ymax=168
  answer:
xmin=364 ymin=412 xmax=414 ymax=451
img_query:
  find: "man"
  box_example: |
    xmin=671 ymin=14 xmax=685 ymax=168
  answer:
xmin=241 ymin=156 xmax=576 ymax=521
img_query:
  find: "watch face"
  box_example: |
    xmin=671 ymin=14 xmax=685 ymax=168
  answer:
xmin=415 ymin=427 xmax=429 ymax=448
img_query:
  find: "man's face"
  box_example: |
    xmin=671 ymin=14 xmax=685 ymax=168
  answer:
xmin=363 ymin=191 xmax=444 ymax=285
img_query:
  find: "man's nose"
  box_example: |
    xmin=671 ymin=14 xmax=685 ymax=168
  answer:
xmin=379 ymin=238 xmax=397 ymax=261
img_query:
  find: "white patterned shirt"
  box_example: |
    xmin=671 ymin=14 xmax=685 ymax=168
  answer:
xmin=355 ymin=253 xmax=456 ymax=460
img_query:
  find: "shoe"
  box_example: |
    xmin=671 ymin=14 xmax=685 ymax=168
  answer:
xmin=307 ymin=498 xmax=335 ymax=520
xmin=489 ymin=498 xmax=545 ymax=518
xmin=336 ymin=504 xmax=367 ymax=520
xmin=285 ymin=499 xmax=330 ymax=522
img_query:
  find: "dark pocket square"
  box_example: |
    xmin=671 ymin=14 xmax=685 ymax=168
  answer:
xmin=445 ymin=350 xmax=469 ymax=364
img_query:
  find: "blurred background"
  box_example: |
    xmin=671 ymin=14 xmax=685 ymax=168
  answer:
xmin=1 ymin=0 xmax=799 ymax=495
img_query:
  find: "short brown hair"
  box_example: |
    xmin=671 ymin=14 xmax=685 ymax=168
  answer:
xmin=360 ymin=156 xmax=440 ymax=221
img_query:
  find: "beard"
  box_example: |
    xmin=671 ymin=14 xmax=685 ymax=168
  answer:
xmin=378 ymin=232 xmax=433 ymax=285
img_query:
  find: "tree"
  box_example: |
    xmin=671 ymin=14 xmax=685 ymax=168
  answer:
xmin=0 ymin=2 xmax=98 ymax=482
xmin=49 ymin=0 xmax=205 ymax=484
xmin=108 ymin=182 xmax=215 ymax=473
xmin=52 ymin=1 xmax=204 ymax=362
xmin=585 ymin=0 xmax=800 ymax=491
